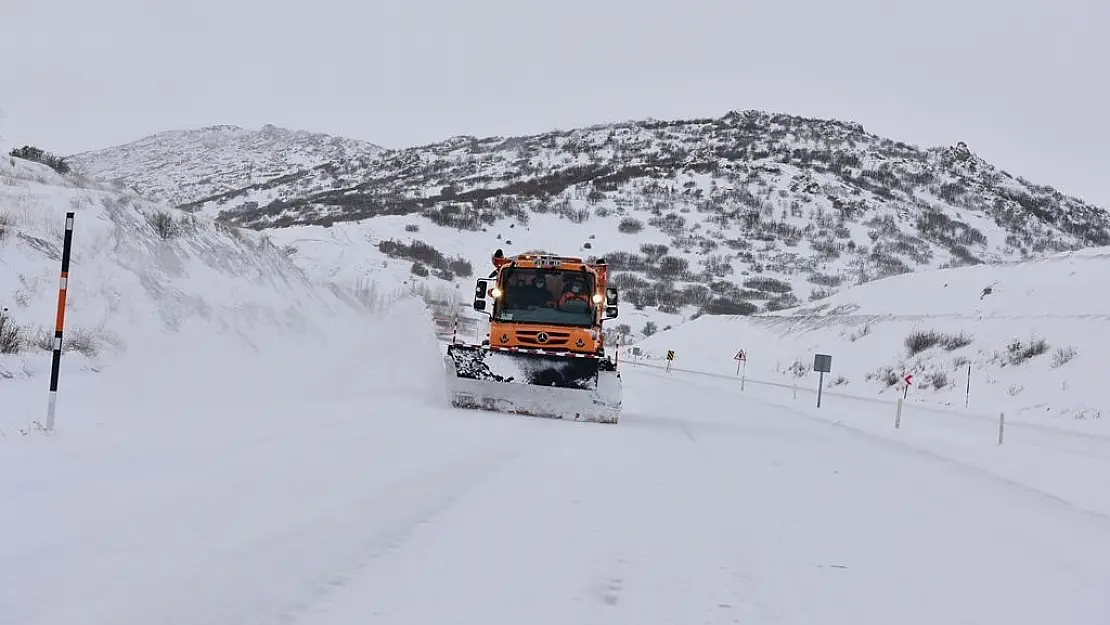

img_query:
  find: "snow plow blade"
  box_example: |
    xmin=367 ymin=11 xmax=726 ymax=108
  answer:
xmin=444 ymin=343 xmax=621 ymax=424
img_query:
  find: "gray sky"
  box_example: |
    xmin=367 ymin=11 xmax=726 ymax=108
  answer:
xmin=2 ymin=0 xmax=1107 ymax=206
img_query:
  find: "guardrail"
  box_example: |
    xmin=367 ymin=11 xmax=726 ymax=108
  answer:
xmin=621 ymin=356 xmax=1110 ymax=447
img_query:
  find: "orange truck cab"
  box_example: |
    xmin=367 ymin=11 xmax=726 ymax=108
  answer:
xmin=471 ymin=249 xmax=619 ymax=355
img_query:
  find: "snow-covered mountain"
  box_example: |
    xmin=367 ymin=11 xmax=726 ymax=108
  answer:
xmin=632 ymin=246 xmax=1110 ymax=424
xmin=71 ymin=110 xmax=1110 ymax=341
xmin=67 ymin=124 xmax=386 ymax=207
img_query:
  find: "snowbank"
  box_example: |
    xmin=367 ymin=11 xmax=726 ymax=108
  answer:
xmin=631 ymin=248 xmax=1110 ymax=428
xmin=0 ymin=156 xmax=439 ymax=434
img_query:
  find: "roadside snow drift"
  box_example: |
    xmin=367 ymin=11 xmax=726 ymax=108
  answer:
xmin=0 ymin=156 xmax=437 ymax=433
xmin=632 ymin=248 xmax=1110 ymax=425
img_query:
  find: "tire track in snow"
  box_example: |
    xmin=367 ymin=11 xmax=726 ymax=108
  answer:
xmin=102 ymin=436 xmax=530 ymax=625
xmin=5 ymin=398 xmax=545 ymax=625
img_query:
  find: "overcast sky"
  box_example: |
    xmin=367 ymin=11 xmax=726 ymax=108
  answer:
xmin=2 ymin=0 xmax=1107 ymax=206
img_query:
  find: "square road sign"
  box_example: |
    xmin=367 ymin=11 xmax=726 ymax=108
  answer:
xmin=813 ymin=353 xmax=832 ymax=372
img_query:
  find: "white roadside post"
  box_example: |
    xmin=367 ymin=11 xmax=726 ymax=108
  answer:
xmin=998 ymin=412 xmax=1005 ymax=445
xmin=46 ymin=211 xmax=75 ymax=432
xmin=895 ymin=373 xmax=912 ymax=429
xmin=965 ymin=364 xmax=972 ymax=408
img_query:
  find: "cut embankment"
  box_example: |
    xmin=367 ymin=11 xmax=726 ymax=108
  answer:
xmin=1 ymin=156 xmax=449 ymax=434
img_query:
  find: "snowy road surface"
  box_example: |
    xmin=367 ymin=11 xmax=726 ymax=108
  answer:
xmin=4 ymin=366 xmax=1110 ymax=625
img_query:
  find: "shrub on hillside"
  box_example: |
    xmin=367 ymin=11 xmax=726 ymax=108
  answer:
xmin=807 ymin=271 xmax=843 ymax=287
xmin=940 ymin=332 xmax=973 ymax=350
xmin=743 ymin=276 xmax=792 ymax=294
xmin=653 ymin=255 xmax=690 ymax=280
xmin=866 ymin=365 xmax=901 ymax=387
xmin=787 ymin=359 xmax=810 ymax=378
xmin=1004 ymin=337 xmax=1049 ymax=365
xmin=926 ymin=371 xmax=949 ymax=389
xmin=9 ymin=145 xmax=71 ymax=174
xmin=905 ymin=330 xmax=941 ymax=355
xmin=809 ymin=287 xmax=834 ymax=301
xmin=0 ymin=308 xmax=25 ymax=354
xmin=764 ymin=293 xmax=800 ymax=312
xmin=378 ymin=238 xmax=472 ymax=280
xmin=448 ymin=257 xmax=473 ymax=278
xmin=905 ymin=329 xmax=973 ymax=355
xmin=0 ymin=212 xmax=11 ymax=240
xmin=847 ymin=322 xmax=871 ymax=342
xmin=1051 ymin=346 xmax=1077 ymax=368
xmin=700 ymin=297 xmax=758 ymax=316
xmin=64 ymin=328 xmax=100 ymax=358
xmin=148 ymin=211 xmax=180 ymax=240
xmin=617 ymin=217 xmax=644 ymax=233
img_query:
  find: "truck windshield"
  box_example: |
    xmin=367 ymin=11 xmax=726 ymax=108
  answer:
xmin=495 ymin=268 xmax=596 ymax=326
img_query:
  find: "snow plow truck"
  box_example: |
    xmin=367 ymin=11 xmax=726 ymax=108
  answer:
xmin=444 ymin=249 xmax=622 ymax=423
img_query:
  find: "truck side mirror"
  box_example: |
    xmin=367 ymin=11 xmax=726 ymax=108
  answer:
xmin=604 ymin=287 xmax=618 ymax=319
xmin=473 ymin=279 xmax=489 ymax=313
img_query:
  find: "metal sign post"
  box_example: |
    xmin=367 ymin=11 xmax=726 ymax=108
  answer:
xmin=813 ymin=353 xmax=832 ymax=408
xmin=734 ymin=350 xmax=747 ymax=391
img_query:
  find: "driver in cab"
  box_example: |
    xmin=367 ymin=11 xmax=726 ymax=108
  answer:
xmin=557 ymin=277 xmax=592 ymax=309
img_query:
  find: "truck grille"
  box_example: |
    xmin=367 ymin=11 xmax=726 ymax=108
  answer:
xmin=516 ymin=330 xmax=571 ymax=346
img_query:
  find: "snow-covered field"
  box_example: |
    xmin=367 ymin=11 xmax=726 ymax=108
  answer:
xmin=631 ymin=248 xmax=1110 ymax=427
xmin=4 ymin=156 xmax=1110 ymax=624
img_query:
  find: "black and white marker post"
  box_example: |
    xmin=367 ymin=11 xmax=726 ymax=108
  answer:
xmin=45 ymin=211 xmax=75 ymax=432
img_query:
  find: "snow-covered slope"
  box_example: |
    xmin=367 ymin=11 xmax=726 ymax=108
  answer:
xmin=632 ymin=248 xmax=1110 ymax=424
xmin=67 ymin=124 xmax=386 ymax=207
xmin=0 ymin=154 xmax=404 ymax=432
xmin=74 ymin=111 xmax=1110 ymax=337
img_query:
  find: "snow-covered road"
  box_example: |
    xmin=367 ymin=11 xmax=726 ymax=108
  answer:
xmin=4 ymin=366 xmax=1110 ymax=625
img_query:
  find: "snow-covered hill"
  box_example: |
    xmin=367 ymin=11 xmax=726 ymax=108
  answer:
xmin=72 ymin=110 xmax=1110 ymax=339
xmin=631 ymin=247 xmax=1109 ymax=424
xmin=0 ymin=154 xmax=414 ymax=433
xmin=66 ymin=124 xmax=386 ymax=207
